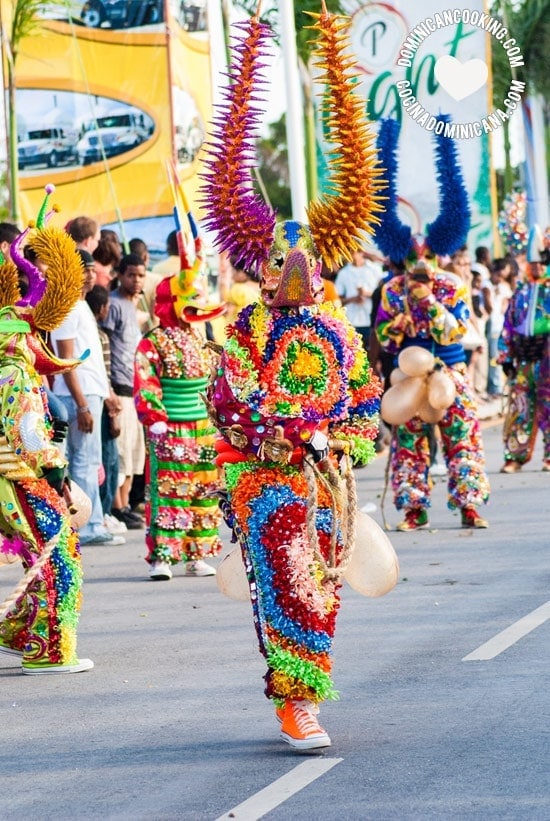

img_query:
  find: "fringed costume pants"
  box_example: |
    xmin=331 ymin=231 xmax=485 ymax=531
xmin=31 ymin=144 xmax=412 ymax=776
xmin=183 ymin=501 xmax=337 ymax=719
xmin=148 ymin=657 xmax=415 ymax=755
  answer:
xmin=222 ymin=461 xmax=343 ymax=704
xmin=391 ymin=365 xmax=490 ymax=512
xmin=0 ymin=478 xmax=82 ymax=666
xmin=503 ymin=356 xmax=550 ymax=465
xmin=144 ymin=418 xmax=222 ymax=565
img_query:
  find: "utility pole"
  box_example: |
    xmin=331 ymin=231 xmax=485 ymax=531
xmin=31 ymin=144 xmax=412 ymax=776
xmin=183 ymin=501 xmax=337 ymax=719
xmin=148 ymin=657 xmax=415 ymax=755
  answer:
xmin=279 ymin=0 xmax=308 ymax=222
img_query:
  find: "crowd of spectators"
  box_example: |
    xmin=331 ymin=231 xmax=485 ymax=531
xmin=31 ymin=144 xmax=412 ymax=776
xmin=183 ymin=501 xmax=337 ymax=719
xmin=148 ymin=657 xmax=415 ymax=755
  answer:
xmin=1 ymin=216 xmax=530 ymax=550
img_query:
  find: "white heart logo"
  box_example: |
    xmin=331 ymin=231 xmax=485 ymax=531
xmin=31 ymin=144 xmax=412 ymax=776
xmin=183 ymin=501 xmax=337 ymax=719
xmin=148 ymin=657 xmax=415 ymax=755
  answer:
xmin=434 ymin=55 xmax=488 ymax=101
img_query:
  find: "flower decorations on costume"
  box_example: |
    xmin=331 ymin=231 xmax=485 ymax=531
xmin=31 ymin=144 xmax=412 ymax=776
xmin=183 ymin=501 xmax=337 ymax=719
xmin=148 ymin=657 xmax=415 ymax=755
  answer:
xmin=497 ymin=225 xmax=550 ymax=471
xmin=0 ymin=185 xmax=92 ymax=672
xmin=498 ymin=191 xmax=528 ymax=255
xmin=213 ymin=300 xmax=381 ymax=459
xmin=134 ymin=170 xmax=224 ymax=573
xmin=201 ymin=3 xmax=387 ymax=738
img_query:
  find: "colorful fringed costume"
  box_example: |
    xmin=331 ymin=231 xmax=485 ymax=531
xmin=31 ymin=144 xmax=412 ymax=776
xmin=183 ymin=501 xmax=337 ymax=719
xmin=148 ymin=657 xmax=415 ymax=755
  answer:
xmin=134 ymin=192 xmax=225 ymax=572
xmin=376 ymin=275 xmax=490 ymax=512
xmin=373 ymin=117 xmax=490 ymax=527
xmin=200 ymin=5 xmax=383 ymax=746
xmin=212 ymin=298 xmax=381 ymax=703
xmin=134 ymin=320 xmax=223 ymax=566
xmin=498 ymin=230 xmax=550 ymax=470
xmin=0 ymin=186 xmax=92 ymax=672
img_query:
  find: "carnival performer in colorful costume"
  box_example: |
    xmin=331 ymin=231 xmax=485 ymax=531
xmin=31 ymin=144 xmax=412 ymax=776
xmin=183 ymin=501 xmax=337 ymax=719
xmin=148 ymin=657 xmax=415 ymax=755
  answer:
xmin=134 ymin=192 xmax=225 ymax=581
xmin=200 ymin=4 xmax=383 ymax=749
xmin=498 ymin=227 xmax=550 ymax=473
xmin=0 ymin=186 xmax=93 ymax=674
xmin=374 ymin=118 xmax=490 ymax=532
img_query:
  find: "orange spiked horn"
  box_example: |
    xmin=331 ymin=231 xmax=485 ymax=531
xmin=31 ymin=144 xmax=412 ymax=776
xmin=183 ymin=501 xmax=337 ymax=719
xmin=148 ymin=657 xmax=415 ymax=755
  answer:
xmin=306 ymin=10 xmax=385 ymax=269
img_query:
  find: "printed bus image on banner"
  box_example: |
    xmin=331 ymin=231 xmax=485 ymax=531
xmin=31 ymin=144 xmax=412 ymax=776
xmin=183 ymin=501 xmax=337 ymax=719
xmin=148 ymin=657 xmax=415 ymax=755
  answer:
xmin=40 ymin=2 xmax=165 ymax=29
xmin=16 ymin=90 xmax=155 ymax=172
xmin=2 ymin=0 xmax=213 ymax=255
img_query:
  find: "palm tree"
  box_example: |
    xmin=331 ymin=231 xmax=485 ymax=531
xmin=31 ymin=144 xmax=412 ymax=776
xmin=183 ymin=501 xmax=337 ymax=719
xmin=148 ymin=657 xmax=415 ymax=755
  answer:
xmin=0 ymin=1 xmax=57 ymax=224
xmin=490 ymin=0 xmax=550 ymax=216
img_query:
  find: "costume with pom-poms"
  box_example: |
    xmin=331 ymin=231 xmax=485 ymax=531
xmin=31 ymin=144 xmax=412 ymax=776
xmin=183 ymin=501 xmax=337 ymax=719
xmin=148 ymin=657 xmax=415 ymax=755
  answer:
xmin=211 ymin=299 xmax=381 ymax=701
xmin=134 ymin=177 xmax=225 ymax=569
xmin=373 ymin=118 xmax=490 ymax=522
xmin=497 ymin=229 xmax=550 ymax=469
xmin=202 ymin=7 xmax=383 ymax=706
xmin=0 ymin=186 xmax=90 ymax=669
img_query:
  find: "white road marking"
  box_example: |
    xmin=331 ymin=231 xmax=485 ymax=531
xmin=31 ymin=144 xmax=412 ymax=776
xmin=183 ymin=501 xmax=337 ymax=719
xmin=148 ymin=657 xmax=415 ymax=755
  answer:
xmin=463 ymin=601 xmax=550 ymax=661
xmin=215 ymin=757 xmax=343 ymax=820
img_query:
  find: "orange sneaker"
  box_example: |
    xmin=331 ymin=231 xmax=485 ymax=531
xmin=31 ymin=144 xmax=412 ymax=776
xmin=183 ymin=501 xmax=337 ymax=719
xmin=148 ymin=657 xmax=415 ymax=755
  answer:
xmin=280 ymin=700 xmax=331 ymax=749
xmin=275 ymin=704 xmax=285 ymax=724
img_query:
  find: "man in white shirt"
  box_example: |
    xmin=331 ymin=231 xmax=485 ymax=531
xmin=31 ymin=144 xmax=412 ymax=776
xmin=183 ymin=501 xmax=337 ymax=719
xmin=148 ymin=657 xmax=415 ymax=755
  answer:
xmin=335 ymin=248 xmax=383 ymax=350
xmin=50 ymin=250 xmax=124 ymax=546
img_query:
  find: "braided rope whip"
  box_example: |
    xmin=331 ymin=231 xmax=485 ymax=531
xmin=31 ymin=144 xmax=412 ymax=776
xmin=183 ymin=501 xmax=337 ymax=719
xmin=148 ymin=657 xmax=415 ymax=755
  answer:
xmin=0 ymin=535 xmax=59 ymax=623
xmin=380 ymin=429 xmax=394 ymax=532
xmin=302 ymin=449 xmax=358 ymax=584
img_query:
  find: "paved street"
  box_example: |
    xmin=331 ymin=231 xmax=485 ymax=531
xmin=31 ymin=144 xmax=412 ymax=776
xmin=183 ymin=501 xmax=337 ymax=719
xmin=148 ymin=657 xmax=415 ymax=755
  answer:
xmin=1 ymin=416 xmax=549 ymax=820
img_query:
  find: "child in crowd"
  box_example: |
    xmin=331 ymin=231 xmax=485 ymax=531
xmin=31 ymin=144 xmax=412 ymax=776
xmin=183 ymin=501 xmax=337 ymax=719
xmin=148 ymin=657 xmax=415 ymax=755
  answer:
xmin=85 ymin=285 xmax=126 ymax=535
xmin=101 ymin=254 xmax=147 ymax=530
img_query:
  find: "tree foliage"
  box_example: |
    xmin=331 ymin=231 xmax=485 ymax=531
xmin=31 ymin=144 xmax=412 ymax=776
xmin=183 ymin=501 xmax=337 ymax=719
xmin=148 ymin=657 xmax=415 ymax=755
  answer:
xmin=3 ymin=0 xmax=59 ymax=222
xmin=5 ymin=0 xmax=51 ymax=66
xmin=231 ymin=1 xmax=347 ymax=62
xmin=490 ymin=0 xmax=550 ymax=102
xmin=254 ymin=114 xmax=292 ymax=220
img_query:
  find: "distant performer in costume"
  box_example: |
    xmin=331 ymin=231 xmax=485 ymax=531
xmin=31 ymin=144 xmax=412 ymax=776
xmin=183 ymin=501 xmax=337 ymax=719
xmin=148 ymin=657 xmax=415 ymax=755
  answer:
xmin=201 ymin=7 xmax=383 ymax=749
xmin=498 ymin=227 xmax=550 ymax=473
xmin=0 ymin=186 xmax=93 ymax=674
xmin=374 ymin=117 xmax=490 ymax=532
xmin=134 ymin=190 xmax=225 ymax=581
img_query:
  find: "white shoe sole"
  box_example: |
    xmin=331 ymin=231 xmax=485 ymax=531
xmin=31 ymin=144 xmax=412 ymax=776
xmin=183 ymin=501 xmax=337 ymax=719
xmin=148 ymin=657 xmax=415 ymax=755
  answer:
xmin=280 ymin=731 xmax=331 ymax=750
xmin=22 ymin=658 xmax=94 ymax=675
xmin=185 ymin=566 xmax=216 ymax=577
xmin=105 ymin=524 xmax=128 ymax=535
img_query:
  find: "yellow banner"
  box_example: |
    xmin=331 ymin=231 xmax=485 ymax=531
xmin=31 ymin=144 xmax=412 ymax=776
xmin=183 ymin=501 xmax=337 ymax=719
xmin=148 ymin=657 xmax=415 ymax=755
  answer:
xmin=2 ymin=3 xmax=212 ymax=251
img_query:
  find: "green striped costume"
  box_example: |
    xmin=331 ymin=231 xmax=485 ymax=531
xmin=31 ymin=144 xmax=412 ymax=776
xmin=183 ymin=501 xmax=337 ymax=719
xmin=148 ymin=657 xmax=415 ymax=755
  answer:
xmin=134 ymin=326 xmax=222 ymax=565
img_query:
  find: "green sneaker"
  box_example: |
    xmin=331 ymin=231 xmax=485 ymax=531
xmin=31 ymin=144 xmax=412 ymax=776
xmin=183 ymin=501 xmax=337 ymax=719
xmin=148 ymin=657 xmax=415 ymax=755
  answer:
xmin=22 ymin=658 xmax=94 ymax=675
